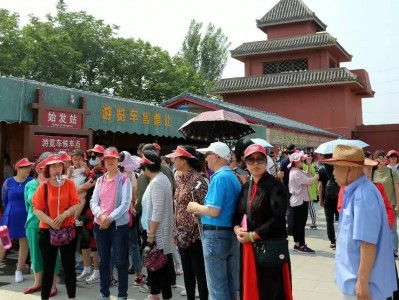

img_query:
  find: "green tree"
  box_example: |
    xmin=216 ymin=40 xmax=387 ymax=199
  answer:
xmin=0 ymin=9 xmax=24 ymax=77
xmin=0 ymin=0 xmax=211 ymax=103
xmin=181 ymin=19 xmax=231 ymax=82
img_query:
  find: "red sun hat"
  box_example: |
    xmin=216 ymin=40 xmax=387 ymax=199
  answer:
xmin=35 ymin=160 xmax=46 ymax=172
xmin=45 ymin=154 xmax=64 ymax=166
xmin=59 ymin=152 xmax=71 ymax=161
xmin=15 ymin=158 xmax=34 ymax=170
xmin=103 ymin=148 xmax=119 ymax=159
xmin=244 ymin=144 xmax=266 ymax=158
xmin=142 ymin=155 xmax=155 ymax=165
xmin=387 ymin=150 xmax=399 ymax=157
xmin=165 ymin=146 xmax=195 ymax=159
xmin=87 ymin=144 xmax=105 ymax=154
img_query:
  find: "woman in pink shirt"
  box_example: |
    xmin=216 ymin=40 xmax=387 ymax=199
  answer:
xmin=90 ymin=147 xmax=132 ymax=300
xmin=288 ymin=151 xmax=319 ymax=254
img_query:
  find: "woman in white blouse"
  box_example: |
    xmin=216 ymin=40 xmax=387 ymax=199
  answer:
xmin=288 ymin=151 xmax=319 ymax=254
xmin=141 ymin=150 xmax=174 ymax=300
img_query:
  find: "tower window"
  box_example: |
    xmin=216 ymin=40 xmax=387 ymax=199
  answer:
xmin=263 ymin=59 xmax=308 ymax=74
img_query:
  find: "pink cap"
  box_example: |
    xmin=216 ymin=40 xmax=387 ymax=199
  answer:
xmin=15 ymin=158 xmax=34 ymax=170
xmin=87 ymin=144 xmax=105 ymax=154
xmin=165 ymin=146 xmax=195 ymax=159
xmin=35 ymin=160 xmax=47 ymax=172
xmin=287 ymin=151 xmax=306 ymax=169
xmin=104 ymin=148 xmax=119 ymax=159
xmin=153 ymin=143 xmax=161 ymax=151
xmin=59 ymin=152 xmax=71 ymax=161
xmin=45 ymin=154 xmax=64 ymax=166
xmin=387 ymin=150 xmax=399 ymax=157
xmin=142 ymin=155 xmax=155 ymax=165
xmin=244 ymin=144 xmax=266 ymax=158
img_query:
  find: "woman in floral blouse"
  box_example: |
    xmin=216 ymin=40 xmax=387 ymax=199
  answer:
xmin=166 ymin=146 xmax=209 ymax=300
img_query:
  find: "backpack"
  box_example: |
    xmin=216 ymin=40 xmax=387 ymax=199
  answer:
xmin=324 ymin=170 xmax=339 ymax=205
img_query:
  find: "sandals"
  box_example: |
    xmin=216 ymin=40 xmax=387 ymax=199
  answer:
xmin=23 ymin=286 xmax=41 ymax=294
xmin=50 ymin=288 xmax=58 ymax=297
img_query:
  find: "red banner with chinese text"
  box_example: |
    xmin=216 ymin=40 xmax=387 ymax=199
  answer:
xmin=33 ymin=135 xmax=88 ymax=156
xmin=42 ymin=110 xmax=83 ymax=129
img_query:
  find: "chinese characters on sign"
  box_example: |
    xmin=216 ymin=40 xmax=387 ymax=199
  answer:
xmin=33 ymin=135 xmax=88 ymax=157
xmin=267 ymin=128 xmax=308 ymax=147
xmin=42 ymin=110 xmax=83 ymax=129
xmin=102 ymin=105 xmax=171 ymax=127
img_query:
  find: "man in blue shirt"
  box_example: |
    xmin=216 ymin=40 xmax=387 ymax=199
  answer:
xmin=322 ymin=145 xmax=397 ymax=299
xmin=187 ymin=142 xmax=241 ymax=300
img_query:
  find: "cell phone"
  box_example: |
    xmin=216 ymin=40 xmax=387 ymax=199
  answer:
xmin=233 ymin=167 xmax=247 ymax=176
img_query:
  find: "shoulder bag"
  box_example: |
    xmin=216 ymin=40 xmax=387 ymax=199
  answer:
xmin=44 ymin=183 xmax=76 ymax=246
xmin=247 ymin=179 xmax=289 ymax=268
xmin=143 ymin=242 xmax=168 ymax=272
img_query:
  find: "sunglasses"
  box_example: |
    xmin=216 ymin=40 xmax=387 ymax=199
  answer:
xmin=388 ymin=155 xmax=398 ymax=159
xmin=89 ymin=153 xmax=103 ymax=160
xmin=245 ymin=156 xmax=266 ymax=165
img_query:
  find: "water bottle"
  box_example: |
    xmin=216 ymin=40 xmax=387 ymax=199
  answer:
xmin=0 ymin=225 xmax=12 ymax=250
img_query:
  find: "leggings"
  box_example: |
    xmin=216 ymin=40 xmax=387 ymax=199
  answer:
xmin=39 ymin=229 xmax=77 ymax=299
xmin=308 ymin=200 xmax=317 ymax=226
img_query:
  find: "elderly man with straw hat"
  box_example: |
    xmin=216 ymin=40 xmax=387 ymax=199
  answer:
xmin=321 ymin=145 xmax=397 ymax=300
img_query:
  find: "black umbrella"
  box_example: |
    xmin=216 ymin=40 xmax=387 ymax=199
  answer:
xmin=178 ymin=110 xmax=255 ymax=141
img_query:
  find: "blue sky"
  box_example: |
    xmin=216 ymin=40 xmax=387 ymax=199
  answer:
xmin=1 ymin=0 xmax=398 ymax=125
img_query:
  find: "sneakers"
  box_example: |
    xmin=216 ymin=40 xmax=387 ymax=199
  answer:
xmin=181 ymin=289 xmax=199 ymax=298
xmin=134 ymin=274 xmax=147 ymax=286
xmin=296 ymin=245 xmax=315 ymax=254
xmin=330 ymin=243 xmax=336 ymax=250
xmin=139 ymin=284 xmax=150 ymax=293
xmin=76 ymin=269 xmax=92 ymax=282
xmin=96 ymin=295 xmax=110 ymax=300
xmin=293 ymin=244 xmax=300 ymax=251
xmin=86 ymin=272 xmax=100 ymax=284
xmin=310 ymin=224 xmax=318 ymax=230
xmin=128 ymin=267 xmax=135 ymax=275
xmin=175 ymin=263 xmax=183 ymax=275
xmin=146 ymin=295 xmax=161 ymax=300
xmin=116 ymin=297 xmax=127 ymax=300
xmin=15 ymin=270 xmax=24 ymax=283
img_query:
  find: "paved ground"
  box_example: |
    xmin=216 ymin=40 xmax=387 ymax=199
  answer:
xmin=0 ymin=203 xmax=349 ymax=299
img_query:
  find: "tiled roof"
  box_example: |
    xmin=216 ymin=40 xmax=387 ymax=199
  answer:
xmin=161 ymin=92 xmax=337 ymax=137
xmin=231 ymin=32 xmax=351 ymax=59
xmin=257 ymin=0 xmax=327 ymax=31
xmin=214 ymin=68 xmax=362 ymax=93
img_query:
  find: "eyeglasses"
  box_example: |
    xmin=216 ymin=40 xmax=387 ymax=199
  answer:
xmin=245 ymin=157 xmax=266 ymax=165
xmin=376 ymin=156 xmax=386 ymax=160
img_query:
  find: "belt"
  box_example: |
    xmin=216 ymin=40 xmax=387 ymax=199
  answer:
xmin=202 ymin=225 xmax=232 ymax=231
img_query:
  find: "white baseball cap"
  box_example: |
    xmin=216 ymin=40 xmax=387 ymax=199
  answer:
xmin=197 ymin=142 xmax=231 ymax=161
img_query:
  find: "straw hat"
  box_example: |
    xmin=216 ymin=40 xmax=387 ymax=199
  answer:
xmin=321 ymin=144 xmax=377 ymax=167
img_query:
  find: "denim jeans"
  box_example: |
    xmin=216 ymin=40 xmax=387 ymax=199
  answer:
xmin=94 ymin=223 xmax=129 ymax=298
xmin=128 ymin=225 xmax=142 ymax=276
xmin=202 ymin=229 xmax=239 ymax=300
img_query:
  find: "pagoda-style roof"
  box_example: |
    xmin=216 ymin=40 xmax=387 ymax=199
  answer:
xmin=257 ymin=0 xmax=327 ymax=31
xmin=162 ymin=92 xmax=337 ymax=137
xmin=214 ymin=68 xmax=363 ymax=94
xmin=231 ymin=32 xmax=352 ymax=61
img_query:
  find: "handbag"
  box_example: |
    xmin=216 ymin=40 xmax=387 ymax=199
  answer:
xmin=246 ymin=180 xmax=289 ymax=268
xmin=143 ymin=244 xmax=168 ymax=272
xmin=253 ymin=239 xmax=289 ymax=268
xmin=44 ymin=183 xmax=76 ymax=246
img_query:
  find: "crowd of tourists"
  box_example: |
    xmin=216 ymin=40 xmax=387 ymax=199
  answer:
xmin=0 ymin=138 xmax=399 ymax=299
